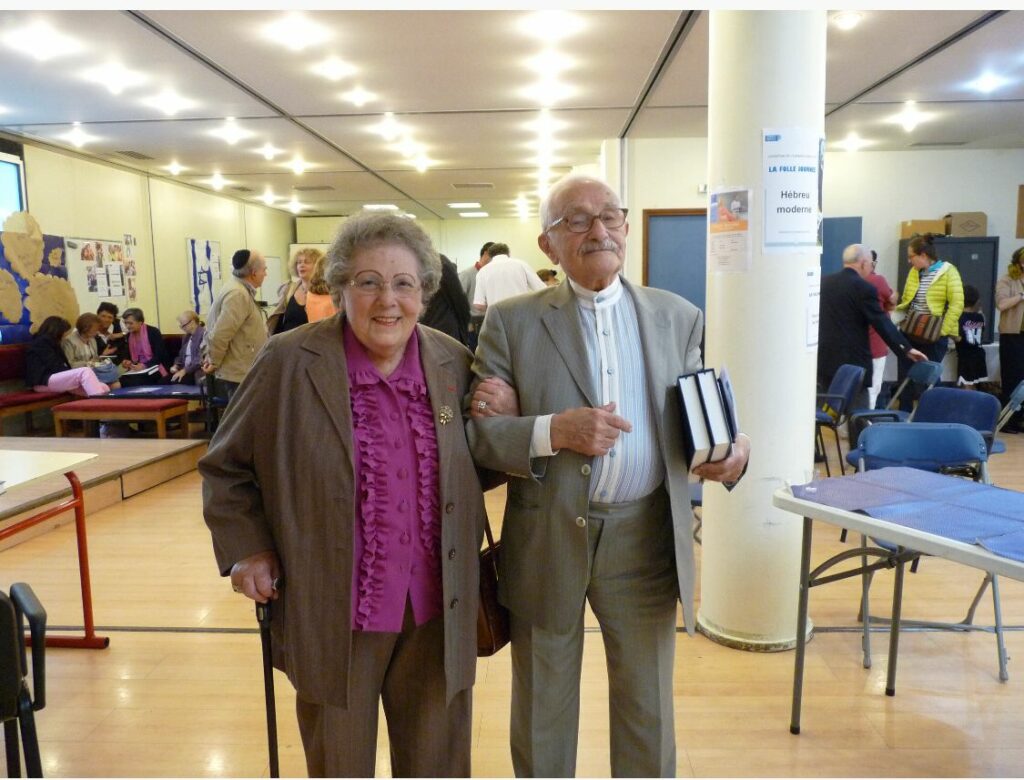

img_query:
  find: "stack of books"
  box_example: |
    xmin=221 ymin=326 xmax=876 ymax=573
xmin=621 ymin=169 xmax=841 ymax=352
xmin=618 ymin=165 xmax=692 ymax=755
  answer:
xmin=677 ymin=366 xmax=740 ymax=469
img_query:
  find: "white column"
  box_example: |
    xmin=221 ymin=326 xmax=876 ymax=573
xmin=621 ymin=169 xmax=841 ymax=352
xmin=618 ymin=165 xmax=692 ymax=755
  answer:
xmin=699 ymin=10 xmax=826 ymax=649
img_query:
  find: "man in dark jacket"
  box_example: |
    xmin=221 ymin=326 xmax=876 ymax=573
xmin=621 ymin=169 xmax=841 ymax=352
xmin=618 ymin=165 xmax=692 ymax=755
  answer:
xmin=818 ymin=243 xmax=927 ymax=408
xmin=420 ymin=254 xmax=472 ymax=346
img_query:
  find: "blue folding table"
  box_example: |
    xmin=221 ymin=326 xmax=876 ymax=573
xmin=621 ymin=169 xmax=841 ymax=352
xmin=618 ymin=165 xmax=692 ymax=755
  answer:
xmin=773 ymin=467 xmax=1024 ymax=735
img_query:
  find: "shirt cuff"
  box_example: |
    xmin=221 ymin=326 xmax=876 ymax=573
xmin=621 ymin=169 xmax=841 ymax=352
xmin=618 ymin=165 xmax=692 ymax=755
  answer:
xmin=530 ymin=414 xmax=556 ymax=458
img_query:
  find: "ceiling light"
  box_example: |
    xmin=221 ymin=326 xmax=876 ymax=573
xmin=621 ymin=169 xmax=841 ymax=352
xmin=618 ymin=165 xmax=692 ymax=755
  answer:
xmin=261 ymin=187 xmax=276 ymax=206
xmin=525 ymin=109 xmax=567 ymax=136
xmin=836 ymin=132 xmax=869 ymax=152
xmin=287 ymin=156 xmax=308 ymax=175
xmin=460 ymin=212 xmax=490 ymax=218
xmin=262 ymin=13 xmax=332 ymax=52
xmin=80 ymin=61 xmax=148 ymax=95
xmin=255 ymin=142 xmax=284 ymax=160
xmin=402 ymin=213 xmax=417 ymax=220
xmin=413 ymin=155 xmax=432 ymax=173
xmin=2 ymin=20 xmax=84 ymax=61
xmin=395 ymin=136 xmax=424 ymax=159
xmin=968 ymin=71 xmax=1010 ymax=94
xmin=58 ymin=122 xmax=97 ymax=148
xmin=209 ymin=118 xmax=254 ymax=145
xmin=208 ymin=173 xmax=226 ymax=191
xmin=523 ymin=79 xmax=574 ymax=107
xmin=164 ymin=161 xmax=185 ymax=175
xmin=518 ymin=11 xmax=586 ymax=41
xmin=525 ymin=50 xmax=575 ymax=75
xmin=141 ymin=88 xmax=196 ymax=116
xmin=364 ymin=204 xmax=398 ymax=211
xmin=831 ymin=12 xmax=863 ymax=31
xmin=370 ymin=112 xmax=402 ymax=141
xmin=515 ymin=196 xmax=531 ymax=221
xmin=311 ymin=55 xmax=356 ymax=81
xmin=887 ymin=100 xmax=932 ymax=133
xmin=340 ymin=87 xmax=376 ymax=107
xmin=288 ymin=198 xmax=304 ymax=214
xmin=448 ymin=202 xmax=481 ymax=209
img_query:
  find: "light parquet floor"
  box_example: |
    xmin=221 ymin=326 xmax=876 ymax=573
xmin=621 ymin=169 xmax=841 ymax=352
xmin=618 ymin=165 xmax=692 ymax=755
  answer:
xmin=2 ymin=433 xmax=1024 ymax=777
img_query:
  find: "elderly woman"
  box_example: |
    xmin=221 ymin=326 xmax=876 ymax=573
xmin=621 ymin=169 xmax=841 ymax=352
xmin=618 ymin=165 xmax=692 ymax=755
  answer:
xmin=996 ymin=246 xmax=1024 ymax=431
xmin=169 ymin=310 xmax=206 ymax=384
xmin=199 ymin=211 xmax=491 ymax=777
xmin=26 ymin=316 xmax=111 ymax=396
xmin=94 ymin=301 xmax=129 ymax=363
xmin=894 ymin=233 xmax=964 ymax=410
xmin=267 ymin=247 xmax=322 ymax=334
xmin=62 ymin=312 xmax=121 ymax=387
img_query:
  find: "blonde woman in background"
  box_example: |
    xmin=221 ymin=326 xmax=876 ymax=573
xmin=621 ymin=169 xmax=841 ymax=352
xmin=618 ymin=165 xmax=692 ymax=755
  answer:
xmin=304 ymin=250 xmax=339 ymax=322
xmin=996 ymin=246 xmax=1024 ymax=431
xmin=268 ymin=247 xmax=323 ymax=334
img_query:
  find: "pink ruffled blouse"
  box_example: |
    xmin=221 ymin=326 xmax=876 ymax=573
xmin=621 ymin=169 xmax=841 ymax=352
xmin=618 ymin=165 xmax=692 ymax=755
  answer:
xmin=344 ymin=322 xmax=443 ymax=632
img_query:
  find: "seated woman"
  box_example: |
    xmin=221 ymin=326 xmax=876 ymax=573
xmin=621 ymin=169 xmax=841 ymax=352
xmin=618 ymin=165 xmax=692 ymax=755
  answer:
xmin=304 ymin=251 xmax=339 ymax=323
xmin=120 ymin=307 xmax=171 ymax=386
xmin=62 ymin=312 xmax=121 ymax=387
xmin=26 ymin=316 xmax=111 ymax=397
xmin=170 ymin=310 xmax=206 ymax=384
xmin=94 ymin=301 xmax=130 ymax=364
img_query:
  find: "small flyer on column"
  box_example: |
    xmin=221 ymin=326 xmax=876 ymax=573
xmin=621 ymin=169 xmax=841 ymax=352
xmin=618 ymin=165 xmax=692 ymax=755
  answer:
xmin=709 ymin=187 xmax=752 ymax=273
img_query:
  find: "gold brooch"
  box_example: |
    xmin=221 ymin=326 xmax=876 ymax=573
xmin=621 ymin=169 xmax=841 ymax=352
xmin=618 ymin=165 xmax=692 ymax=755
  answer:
xmin=438 ymin=405 xmax=454 ymax=425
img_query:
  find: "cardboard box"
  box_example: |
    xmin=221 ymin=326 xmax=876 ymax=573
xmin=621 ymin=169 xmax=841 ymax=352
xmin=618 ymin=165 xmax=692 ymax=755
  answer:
xmin=944 ymin=211 xmax=988 ymax=237
xmin=899 ymin=219 xmax=946 ymax=239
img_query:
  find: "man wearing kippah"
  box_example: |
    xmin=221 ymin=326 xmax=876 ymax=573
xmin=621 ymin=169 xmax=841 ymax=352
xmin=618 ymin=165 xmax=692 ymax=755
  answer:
xmin=202 ymin=249 xmax=269 ymax=402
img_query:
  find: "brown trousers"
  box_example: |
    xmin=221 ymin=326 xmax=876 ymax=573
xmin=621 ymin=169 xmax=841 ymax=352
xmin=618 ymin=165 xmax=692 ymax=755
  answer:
xmin=295 ymin=606 xmax=472 ymax=778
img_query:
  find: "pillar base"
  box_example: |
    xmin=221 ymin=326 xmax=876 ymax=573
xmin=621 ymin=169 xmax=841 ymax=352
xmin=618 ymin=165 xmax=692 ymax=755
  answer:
xmin=696 ymin=610 xmax=813 ymax=652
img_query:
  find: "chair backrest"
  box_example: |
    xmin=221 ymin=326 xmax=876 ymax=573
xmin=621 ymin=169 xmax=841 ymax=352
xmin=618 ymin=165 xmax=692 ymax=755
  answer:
xmin=885 ymin=360 xmax=943 ymax=410
xmin=857 ymin=422 xmax=989 ymax=476
xmin=0 ymin=592 xmax=21 ymax=720
xmin=826 ymin=364 xmax=867 ymax=417
xmin=996 ymin=378 xmax=1024 ymax=433
xmin=913 ymin=387 xmax=1000 ymax=437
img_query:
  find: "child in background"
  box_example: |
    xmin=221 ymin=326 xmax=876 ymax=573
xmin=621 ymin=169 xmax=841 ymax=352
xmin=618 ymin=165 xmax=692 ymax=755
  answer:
xmin=957 ymin=284 xmax=987 ymax=387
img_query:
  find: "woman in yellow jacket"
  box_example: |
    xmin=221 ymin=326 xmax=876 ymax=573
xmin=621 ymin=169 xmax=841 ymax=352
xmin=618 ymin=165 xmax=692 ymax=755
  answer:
xmin=895 ymin=233 xmax=964 ymax=410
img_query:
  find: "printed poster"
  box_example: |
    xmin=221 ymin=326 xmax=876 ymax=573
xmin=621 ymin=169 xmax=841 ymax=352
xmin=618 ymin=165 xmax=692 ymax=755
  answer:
xmin=66 ymin=236 xmax=128 ymax=309
xmin=187 ymin=238 xmax=222 ymax=316
xmin=762 ymin=128 xmax=824 ymax=254
xmin=806 ymin=267 xmax=820 ymax=351
xmin=708 ymin=187 xmax=752 ymax=273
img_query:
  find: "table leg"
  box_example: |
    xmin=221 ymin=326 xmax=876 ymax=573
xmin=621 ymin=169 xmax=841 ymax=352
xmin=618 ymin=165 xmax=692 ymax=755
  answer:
xmin=885 ymin=551 xmax=905 ymax=696
xmin=790 ymin=515 xmax=813 ymax=735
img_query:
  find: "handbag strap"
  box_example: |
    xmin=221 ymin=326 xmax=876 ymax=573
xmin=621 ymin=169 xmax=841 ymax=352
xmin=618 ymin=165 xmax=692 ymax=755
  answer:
xmin=483 ymin=516 xmax=497 ymax=551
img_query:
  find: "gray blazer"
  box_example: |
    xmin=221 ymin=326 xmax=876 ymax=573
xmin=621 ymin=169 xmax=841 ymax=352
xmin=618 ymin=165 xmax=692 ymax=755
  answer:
xmin=200 ymin=316 xmax=488 ymax=708
xmin=467 ymin=277 xmax=705 ymax=634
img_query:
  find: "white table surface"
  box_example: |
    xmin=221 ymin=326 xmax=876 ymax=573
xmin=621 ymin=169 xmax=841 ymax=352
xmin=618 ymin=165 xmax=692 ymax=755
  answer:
xmin=0 ymin=450 xmax=97 ymax=493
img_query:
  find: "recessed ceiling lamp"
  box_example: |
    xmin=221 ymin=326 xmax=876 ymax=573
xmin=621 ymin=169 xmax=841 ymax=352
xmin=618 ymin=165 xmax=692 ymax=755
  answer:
xmin=401 ymin=213 xmax=417 ymax=220
xmin=448 ymin=202 xmax=481 ymax=209
xmin=515 ymin=196 xmax=530 ymax=221
xmin=261 ymin=187 xmax=276 ymax=206
xmin=831 ymin=12 xmax=863 ymax=31
xmin=888 ymin=100 xmax=932 ymax=133
xmin=288 ymin=197 xmax=304 ymax=214
xmin=395 ymin=136 xmax=424 ymax=159
xmin=208 ymin=173 xmax=226 ymax=191
xmin=210 ymin=118 xmax=254 ymax=145
xmin=460 ymin=212 xmax=490 ymax=218
xmin=340 ymin=87 xmax=376 ymax=107
xmin=287 ymin=156 xmax=308 ymax=175
xmin=364 ymin=204 xmax=399 ymax=211
xmin=311 ymin=55 xmax=355 ymax=81
xmin=518 ymin=11 xmax=585 ymax=42
xmin=522 ymin=78 xmax=574 ymax=107
xmin=525 ymin=50 xmax=575 ymax=75
xmin=968 ymin=71 xmax=1010 ymax=94
xmin=80 ymin=61 xmax=148 ymax=95
xmin=262 ymin=13 xmax=332 ymax=52
xmin=1 ymin=20 xmax=84 ymax=61
xmin=525 ymin=109 xmax=567 ymax=137
xmin=370 ymin=112 xmax=402 ymax=141
xmin=413 ymin=155 xmax=432 ymax=173
xmin=164 ymin=161 xmax=185 ymax=175
xmin=58 ymin=122 xmax=97 ymax=148
xmin=255 ymin=142 xmax=284 ymax=160
xmin=141 ymin=88 xmax=196 ymax=116
xmin=837 ymin=132 xmax=869 ymax=152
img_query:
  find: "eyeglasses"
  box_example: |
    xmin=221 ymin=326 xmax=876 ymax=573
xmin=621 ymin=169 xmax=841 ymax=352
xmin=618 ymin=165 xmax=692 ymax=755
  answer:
xmin=547 ymin=207 xmax=628 ymax=234
xmin=347 ymin=271 xmax=422 ymax=298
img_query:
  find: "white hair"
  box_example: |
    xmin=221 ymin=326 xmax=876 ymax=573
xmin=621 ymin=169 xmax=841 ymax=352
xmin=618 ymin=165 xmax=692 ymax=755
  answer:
xmin=539 ymin=174 xmax=621 ymax=230
xmin=842 ymin=243 xmax=870 ymax=265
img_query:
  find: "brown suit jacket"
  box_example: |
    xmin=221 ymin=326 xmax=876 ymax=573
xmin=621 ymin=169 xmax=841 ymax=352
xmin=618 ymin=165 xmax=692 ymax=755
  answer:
xmin=199 ymin=316 xmax=488 ymax=707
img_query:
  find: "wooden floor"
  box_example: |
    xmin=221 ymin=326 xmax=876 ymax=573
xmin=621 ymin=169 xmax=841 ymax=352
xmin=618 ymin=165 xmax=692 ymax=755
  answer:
xmin=2 ymin=432 xmax=1024 ymax=777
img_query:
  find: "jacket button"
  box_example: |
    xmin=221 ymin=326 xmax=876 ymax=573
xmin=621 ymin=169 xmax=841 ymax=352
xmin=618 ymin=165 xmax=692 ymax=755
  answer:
xmin=445 ymin=503 xmax=455 ymax=514
xmin=449 ymin=598 xmax=459 ymax=609
xmin=575 ymin=516 xmax=586 ymax=527
xmin=448 ymin=548 xmax=456 ymax=560
xmin=581 ymin=464 xmax=591 ymax=476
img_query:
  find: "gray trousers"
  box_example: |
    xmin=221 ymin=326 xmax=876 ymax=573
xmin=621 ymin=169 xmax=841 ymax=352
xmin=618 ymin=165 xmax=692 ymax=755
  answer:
xmin=295 ymin=605 xmax=472 ymax=778
xmin=510 ymin=488 xmax=679 ymax=777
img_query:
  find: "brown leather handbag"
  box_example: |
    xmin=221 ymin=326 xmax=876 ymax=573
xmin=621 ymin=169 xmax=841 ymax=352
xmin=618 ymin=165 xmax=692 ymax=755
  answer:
xmin=477 ymin=518 xmax=510 ymax=656
xmin=900 ymin=309 xmax=944 ymax=343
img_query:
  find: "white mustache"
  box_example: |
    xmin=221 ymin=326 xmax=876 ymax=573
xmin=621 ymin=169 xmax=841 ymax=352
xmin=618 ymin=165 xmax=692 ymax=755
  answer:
xmin=581 ymin=240 xmax=620 ymax=253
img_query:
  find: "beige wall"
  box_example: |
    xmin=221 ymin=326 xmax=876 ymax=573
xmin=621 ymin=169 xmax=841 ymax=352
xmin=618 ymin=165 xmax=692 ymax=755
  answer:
xmin=23 ymin=144 xmax=294 ymax=332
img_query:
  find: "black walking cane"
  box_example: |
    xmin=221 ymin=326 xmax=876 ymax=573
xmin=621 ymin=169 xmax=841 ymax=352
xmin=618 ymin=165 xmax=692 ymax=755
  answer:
xmin=256 ymin=590 xmax=280 ymax=778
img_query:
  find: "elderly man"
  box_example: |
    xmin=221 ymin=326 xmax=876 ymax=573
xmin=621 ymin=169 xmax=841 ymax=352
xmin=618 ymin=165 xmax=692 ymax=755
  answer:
xmin=202 ymin=249 xmax=268 ymax=401
xmin=818 ymin=243 xmax=926 ymax=409
xmin=467 ymin=174 xmax=750 ymax=777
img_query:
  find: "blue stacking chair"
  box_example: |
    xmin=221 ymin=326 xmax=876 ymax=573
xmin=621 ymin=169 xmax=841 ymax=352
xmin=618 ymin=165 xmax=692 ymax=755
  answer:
xmin=1 ymin=583 xmax=47 ymax=778
xmin=854 ymin=422 xmax=1008 ymax=682
xmin=992 ymin=378 xmax=1024 ymax=454
xmin=815 ymin=364 xmax=866 ymax=477
xmin=846 ymin=360 xmax=943 ymax=445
